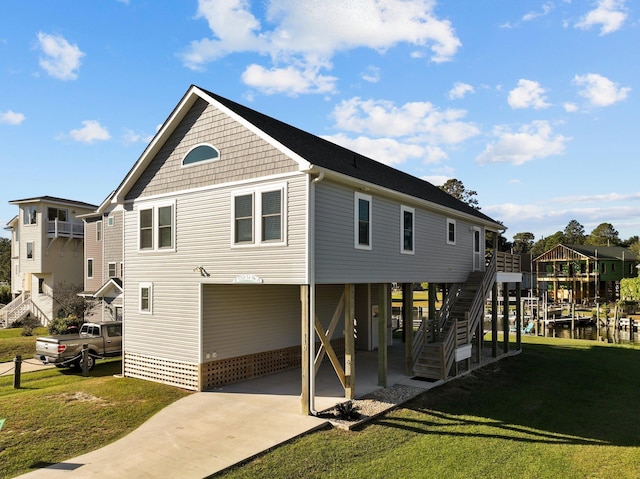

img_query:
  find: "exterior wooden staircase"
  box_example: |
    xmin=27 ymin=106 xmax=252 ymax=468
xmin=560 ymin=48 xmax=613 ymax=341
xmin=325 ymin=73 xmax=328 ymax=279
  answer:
xmin=0 ymin=292 xmax=32 ymax=328
xmin=412 ymin=254 xmax=498 ymax=380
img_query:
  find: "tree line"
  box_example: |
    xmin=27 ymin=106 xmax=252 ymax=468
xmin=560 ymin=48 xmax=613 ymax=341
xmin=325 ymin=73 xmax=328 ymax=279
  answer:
xmin=439 ymin=179 xmax=640 ymax=259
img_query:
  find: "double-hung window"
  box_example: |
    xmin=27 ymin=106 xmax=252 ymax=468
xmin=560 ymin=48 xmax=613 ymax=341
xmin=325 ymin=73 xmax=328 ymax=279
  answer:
xmin=401 ymin=206 xmax=415 ymax=254
xmin=232 ymin=184 xmax=286 ymax=246
xmin=447 ymin=218 xmax=456 ymax=245
xmin=138 ymin=201 xmax=175 ymax=252
xmin=108 ymin=262 xmax=117 ymax=278
xmin=354 ymin=192 xmax=372 ymax=250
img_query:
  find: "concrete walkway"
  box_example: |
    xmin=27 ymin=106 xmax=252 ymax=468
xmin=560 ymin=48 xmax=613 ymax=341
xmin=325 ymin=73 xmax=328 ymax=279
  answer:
xmin=14 ymin=390 xmax=330 ymax=479
xmin=11 ymin=343 xmax=435 ymax=479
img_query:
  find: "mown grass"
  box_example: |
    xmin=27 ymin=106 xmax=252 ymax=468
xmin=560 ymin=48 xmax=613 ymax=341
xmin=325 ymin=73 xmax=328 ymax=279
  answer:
xmin=0 ymin=359 xmax=191 ymax=479
xmin=0 ymin=327 xmax=48 ymax=363
xmin=213 ymin=336 xmax=640 ymax=479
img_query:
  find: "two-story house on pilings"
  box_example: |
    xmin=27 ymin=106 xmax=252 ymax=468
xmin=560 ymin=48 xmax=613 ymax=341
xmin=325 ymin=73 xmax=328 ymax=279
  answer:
xmin=96 ymin=85 xmax=521 ymax=413
xmin=534 ymin=244 xmax=639 ymax=303
xmin=1 ymin=196 xmax=97 ymax=327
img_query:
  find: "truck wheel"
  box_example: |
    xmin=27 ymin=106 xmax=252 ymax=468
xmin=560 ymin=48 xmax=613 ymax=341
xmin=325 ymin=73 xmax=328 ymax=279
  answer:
xmin=77 ymin=353 xmax=96 ymax=371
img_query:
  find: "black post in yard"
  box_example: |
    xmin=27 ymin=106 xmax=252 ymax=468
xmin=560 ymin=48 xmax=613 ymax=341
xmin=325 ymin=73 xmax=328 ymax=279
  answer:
xmin=82 ymin=344 xmax=89 ymax=377
xmin=13 ymin=355 xmax=22 ymax=389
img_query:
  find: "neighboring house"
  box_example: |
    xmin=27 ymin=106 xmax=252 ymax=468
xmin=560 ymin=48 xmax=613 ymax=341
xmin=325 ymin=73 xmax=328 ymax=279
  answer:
xmin=79 ymin=192 xmax=124 ymax=323
xmin=534 ymin=244 xmax=639 ymax=303
xmin=1 ymin=196 xmax=97 ymax=327
xmin=93 ymin=85 xmax=521 ymax=412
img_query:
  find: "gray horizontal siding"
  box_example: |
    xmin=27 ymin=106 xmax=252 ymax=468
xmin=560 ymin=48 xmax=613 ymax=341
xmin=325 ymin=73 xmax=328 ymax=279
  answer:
xmin=202 ymin=284 xmax=301 ymax=360
xmin=314 ymin=181 xmax=480 ymax=284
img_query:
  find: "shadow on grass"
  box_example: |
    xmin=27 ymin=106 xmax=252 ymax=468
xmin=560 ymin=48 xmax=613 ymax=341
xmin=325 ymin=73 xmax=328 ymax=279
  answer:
xmin=384 ymin=341 xmax=640 ymax=447
xmin=57 ymin=358 xmax=123 ymax=378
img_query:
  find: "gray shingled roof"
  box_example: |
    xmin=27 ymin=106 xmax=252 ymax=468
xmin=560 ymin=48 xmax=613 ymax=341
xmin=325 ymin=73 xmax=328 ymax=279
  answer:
xmin=199 ymin=86 xmax=501 ymax=227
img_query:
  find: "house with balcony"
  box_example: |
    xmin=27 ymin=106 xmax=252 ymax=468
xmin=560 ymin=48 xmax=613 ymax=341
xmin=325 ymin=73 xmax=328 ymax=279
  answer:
xmin=1 ymin=196 xmax=97 ymax=327
xmin=534 ymin=244 xmax=639 ymax=303
xmin=97 ymin=85 xmax=522 ymax=413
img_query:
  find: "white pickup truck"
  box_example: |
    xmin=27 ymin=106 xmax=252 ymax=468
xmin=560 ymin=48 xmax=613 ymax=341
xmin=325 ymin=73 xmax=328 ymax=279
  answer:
xmin=35 ymin=321 xmax=123 ymax=370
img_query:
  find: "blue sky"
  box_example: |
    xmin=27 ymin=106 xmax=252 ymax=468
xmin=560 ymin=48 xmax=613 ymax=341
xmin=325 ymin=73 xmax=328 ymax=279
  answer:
xmin=1 ymin=0 xmax=638 ymax=243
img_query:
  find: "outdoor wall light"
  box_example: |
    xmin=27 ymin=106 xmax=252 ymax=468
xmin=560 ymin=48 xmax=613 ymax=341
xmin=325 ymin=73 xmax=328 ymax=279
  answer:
xmin=193 ymin=266 xmax=210 ymax=277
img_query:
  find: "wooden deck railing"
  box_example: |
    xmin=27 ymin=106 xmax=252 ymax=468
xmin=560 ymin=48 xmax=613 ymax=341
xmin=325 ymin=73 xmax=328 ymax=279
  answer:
xmin=47 ymin=219 xmax=84 ymax=239
xmin=496 ymin=252 xmax=521 ymax=272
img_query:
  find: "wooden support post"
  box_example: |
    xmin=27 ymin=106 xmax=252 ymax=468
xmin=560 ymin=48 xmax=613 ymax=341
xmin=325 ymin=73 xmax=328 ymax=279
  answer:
xmin=428 ymin=283 xmax=437 ymax=323
xmin=402 ymin=282 xmax=414 ymax=376
xmin=503 ymin=283 xmax=509 ymax=354
xmin=82 ymin=344 xmax=89 ymax=377
xmin=344 ymin=284 xmax=355 ymax=400
xmin=492 ymin=282 xmax=498 ymax=358
xmin=378 ymin=283 xmax=388 ymax=387
xmin=516 ymin=283 xmax=522 ymax=350
xmin=475 ymin=313 xmax=483 ymax=364
xmin=300 ymin=285 xmax=310 ymax=415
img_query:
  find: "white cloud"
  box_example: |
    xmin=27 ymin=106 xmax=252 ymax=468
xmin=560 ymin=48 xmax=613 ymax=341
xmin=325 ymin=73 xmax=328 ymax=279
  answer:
xmin=331 ymin=97 xmax=480 ymax=145
xmin=360 ymin=66 xmax=381 ymax=83
xmin=563 ymin=102 xmax=579 ymax=112
xmin=182 ymin=0 xmax=462 ymax=93
xmin=522 ymin=2 xmax=553 ymax=22
xmin=68 ymin=120 xmax=111 ymax=143
xmin=241 ymin=63 xmax=337 ymax=95
xmin=0 ymin=110 xmax=25 ymax=125
xmin=122 ymin=128 xmax=153 ymax=145
xmin=421 ymin=175 xmax=450 ymax=186
xmin=508 ymin=79 xmax=550 ymax=110
xmin=449 ymin=82 xmax=474 ymax=100
xmin=576 ymin=0 xmax=627 ymax=35
xmin=322 ymin=132 xmax=434 ymax=166
xmin=573 ymin=73 xmax=630 ymax=107
xmin=36 ymin=32 xmax=85 ymax=80
xmin=476 ymin=120 xmax=570 ymax=165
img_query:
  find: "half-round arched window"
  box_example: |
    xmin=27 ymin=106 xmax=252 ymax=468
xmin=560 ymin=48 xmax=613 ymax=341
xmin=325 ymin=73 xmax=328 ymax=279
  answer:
xmin=182 ymin=144 xmax=220 ymax=167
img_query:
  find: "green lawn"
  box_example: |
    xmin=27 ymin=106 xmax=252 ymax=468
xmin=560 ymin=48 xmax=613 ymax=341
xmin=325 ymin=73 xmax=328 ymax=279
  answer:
xmin=0 ymin=360 xmax=191 ymax=479
xmin=213 ymin=336 xmax=640 ymax=479
xmin=0 ymin=327 xmax=48 ymax=363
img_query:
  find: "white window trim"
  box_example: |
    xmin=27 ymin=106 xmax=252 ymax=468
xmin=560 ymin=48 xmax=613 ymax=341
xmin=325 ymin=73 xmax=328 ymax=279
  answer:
xmin=26 ymin=241 xmax=35 ymax=260
xmin=139 ymin=282 xmax=153 ymax=314
xmin=87 ymin=258 xmax=94 ymax=279
xmin=96 ymin=220 xmax=102 ymax=242
xmin=354 ymin=192 xmax=372 ymax=250
xmin=108 ymin=216 xmax=115 ymax=227
xmin=137 ymin=199 xmax=176 ymax=253
xmin=181 ymin=143 xmax=220 ymax=169
xmin=108 ymin=262 xmax=117 ymax=278
xmin=400 ymin=205 xmax=415 ymax=255
xmin=447 ymin=218 xmax=456 ymax=245
xmin=231 ymin=183 xmax=287 ymax=248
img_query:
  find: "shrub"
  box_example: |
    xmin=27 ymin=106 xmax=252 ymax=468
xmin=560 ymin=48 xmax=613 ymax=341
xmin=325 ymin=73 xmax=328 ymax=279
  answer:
xmin=48 ymin=315 xmax=84 ymax=335
xmin=335 ymin=401 xmax=361 ymax=421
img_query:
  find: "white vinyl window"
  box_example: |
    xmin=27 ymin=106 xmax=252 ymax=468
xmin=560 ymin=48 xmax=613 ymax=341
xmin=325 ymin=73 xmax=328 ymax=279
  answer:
xmin=96 ymin=221 xmax=102 ymax=242
xmin=108 ymin=262 xmax=117 ymax=278
xmin=87 ymin=258 xmax=94 ymax=279
xmin=232 ymin=184 xmax=286 ymax=247
xmin=26 ymin=242 xmax=34 ymax=259
xmin=401 ymin=206 xmax=415 ymax=254
xmin=354 ymin=192 xmax=372 ymax=250
xmin=139 ymin=283 xmax=153 ymax=314
xmin=447 ymin=218 xmax=456 ymax=245
xmin=138 ymin=201 xmax=176 ymax=252
xmin=23 ymin=206 xmax=37 ymax=225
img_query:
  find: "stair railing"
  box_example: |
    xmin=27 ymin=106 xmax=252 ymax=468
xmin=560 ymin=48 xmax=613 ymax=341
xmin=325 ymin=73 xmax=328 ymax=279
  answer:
xmin=1 ymin=292 xmax=31 ymax=327
xmin=466 ymin=253 xmax=497 ymax=337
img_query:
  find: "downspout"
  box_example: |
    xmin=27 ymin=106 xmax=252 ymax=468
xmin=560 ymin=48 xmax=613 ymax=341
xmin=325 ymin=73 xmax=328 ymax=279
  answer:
xmin=307 ymin=170 xmax=324 ymax=415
